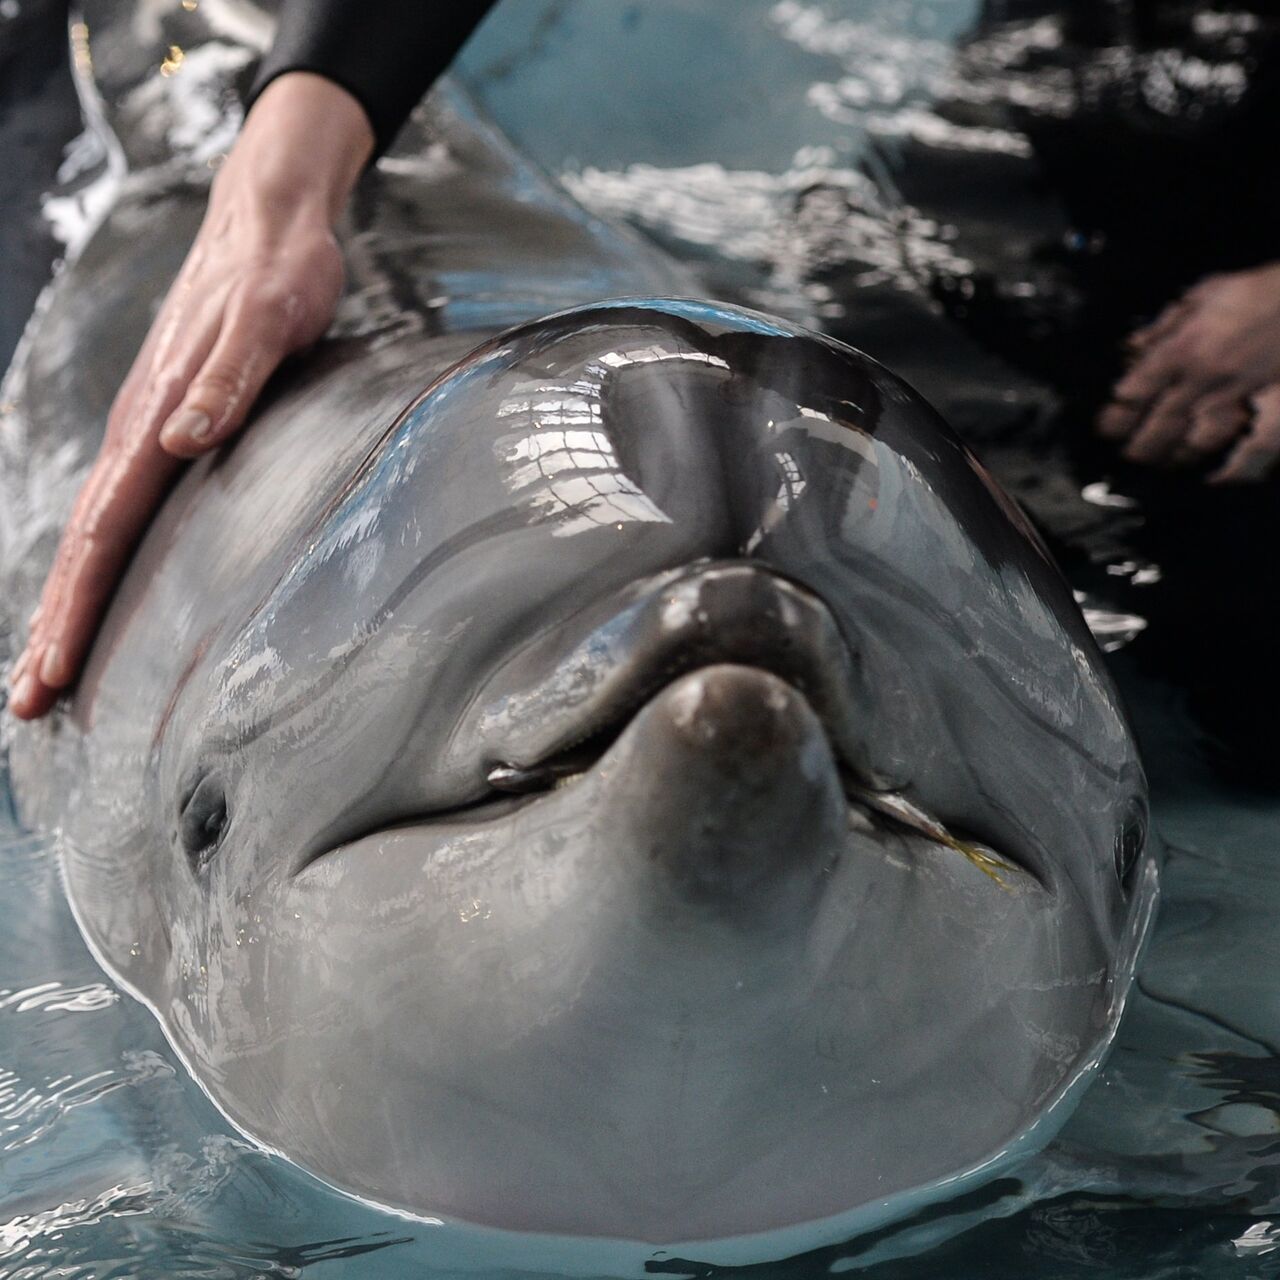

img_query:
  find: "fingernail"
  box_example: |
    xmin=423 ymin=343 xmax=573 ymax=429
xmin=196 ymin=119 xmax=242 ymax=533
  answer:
xmin=10 ymin=672 xmax=36 ymax=710
xmin=39 ymin=643 xmax=63 ymax=686
xmin=161 ymin=407 xmax=213 ymax=446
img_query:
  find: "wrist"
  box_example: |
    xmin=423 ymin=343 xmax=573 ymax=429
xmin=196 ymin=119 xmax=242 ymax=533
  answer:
xmin=225 ymin=71 xmax=375 ymax=224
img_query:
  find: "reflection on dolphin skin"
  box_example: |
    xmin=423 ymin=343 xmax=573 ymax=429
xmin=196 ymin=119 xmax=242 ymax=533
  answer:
xmin=11 ymin=292 xmax=1158 ymax=1247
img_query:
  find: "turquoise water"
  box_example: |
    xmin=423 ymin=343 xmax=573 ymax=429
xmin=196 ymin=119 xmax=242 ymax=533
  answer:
xmin=5 ymin=1 xmax=1280 ymax=1274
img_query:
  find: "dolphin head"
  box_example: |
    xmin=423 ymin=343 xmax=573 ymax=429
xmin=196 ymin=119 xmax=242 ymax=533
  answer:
xmin=45 ymin=300 xmax=1156 ymax=1243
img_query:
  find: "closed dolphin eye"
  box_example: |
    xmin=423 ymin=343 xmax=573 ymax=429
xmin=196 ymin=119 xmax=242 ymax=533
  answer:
xmin=1114 ymin=798 xmax=1147 ymax=887
xmin=180 ymin=773 xmax=229 ymax=873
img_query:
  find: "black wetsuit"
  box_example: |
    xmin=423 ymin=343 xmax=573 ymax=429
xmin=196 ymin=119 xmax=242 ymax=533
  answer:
xmin=248 ymin=0 xmax=500 ymax=156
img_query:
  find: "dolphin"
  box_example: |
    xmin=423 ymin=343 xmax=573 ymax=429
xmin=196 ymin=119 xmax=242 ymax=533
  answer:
xmin=3 ymin=6 xmax=1158 ymax=1259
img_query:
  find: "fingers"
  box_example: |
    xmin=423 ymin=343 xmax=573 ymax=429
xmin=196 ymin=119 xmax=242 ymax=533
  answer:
xmin=157 ymin=280 xmax=300 ymax=458
xmin=9 ymin=441 xmax=185 ymax=719
xmin=1103 ymin=263 xmax=1280 ymax=475
xmin=7 ymin=305 xmax=221 ymax=719
xmin=1096 ymin=340 xmax=1188 ymax=441
xmin=156 ymin=239 xmax=344 ymax=459
xmin=1095 ymin=398 xmax=1145 ymax=441
xmin=8 ymin=648 xmax=57 ymax=719
xmin=1209 ymin=386 xmax=1280 ymax=484
xmin=115 ymin=293 xmax=226 ymax=452
xmin=1183 ymin=392 xmax=1251 ymax=457
xmin=1102 ymin=289 xmax=1258 ymax=467
xmin=1104 ymin=273 xmax=1234 ymax=444
xmin=1127 ymin=298 xmax=1193 ymax=354
xmin=102 ymin=246 xmax=215 ymax=443
xmin=1122 ymin=381 xmax=1223 ymax=464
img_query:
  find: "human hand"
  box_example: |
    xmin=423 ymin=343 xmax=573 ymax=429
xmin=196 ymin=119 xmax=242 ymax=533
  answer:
xmin=8 ymin=73 xmax=373 ymax=720
xmin=1096 ymin=261 xmax=1280 ymax=483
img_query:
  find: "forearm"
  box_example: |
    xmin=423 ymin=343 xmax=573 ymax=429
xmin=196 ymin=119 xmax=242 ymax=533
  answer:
xmin=246 ymin=0 xmax=501 ymax=159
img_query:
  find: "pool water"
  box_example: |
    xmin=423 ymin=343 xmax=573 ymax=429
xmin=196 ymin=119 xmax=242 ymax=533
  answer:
xmin=4 ymin=2 xmax=1280 ymax=1275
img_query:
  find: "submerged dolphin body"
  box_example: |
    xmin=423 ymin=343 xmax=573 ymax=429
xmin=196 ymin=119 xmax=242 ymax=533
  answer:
xmin=4 ymin=7 xmax=1157 ymax=1258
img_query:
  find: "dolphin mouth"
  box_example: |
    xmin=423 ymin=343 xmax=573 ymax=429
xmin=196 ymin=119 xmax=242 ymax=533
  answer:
xmin=297 ymin=561 xmax=1037 ymax=888
xmin=472 ymin=560 xmax=873 ymax=785
xmin=477 ymin=678 xmax=1030 ymax=891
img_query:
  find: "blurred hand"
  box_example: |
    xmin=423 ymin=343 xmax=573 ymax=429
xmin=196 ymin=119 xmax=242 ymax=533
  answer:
xmin=8 ymin=72 xmax=373 ymax=719
xmin=1097 ymin=261 xmax=1280 ymax=483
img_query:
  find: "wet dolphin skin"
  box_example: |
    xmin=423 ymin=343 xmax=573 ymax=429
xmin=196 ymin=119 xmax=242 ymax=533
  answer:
xmin=12 ymin=298 xmax=1157 ymax=1245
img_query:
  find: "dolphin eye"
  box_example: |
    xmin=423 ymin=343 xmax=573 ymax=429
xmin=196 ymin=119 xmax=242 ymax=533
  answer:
xmin=180 ymin=774 xmax=228 ymax=873
xmin=1114 ymin=800 xmax=1147 ymax=886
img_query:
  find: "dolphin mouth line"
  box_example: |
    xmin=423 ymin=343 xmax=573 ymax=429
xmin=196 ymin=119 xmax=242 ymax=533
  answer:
xmin=294 ymin=563 xmax=1036 ymax=887
xmin=297 ymin=658 xmax=1032 ymax=890
xmin=480 ymin=674 xmax=1027 ymax=890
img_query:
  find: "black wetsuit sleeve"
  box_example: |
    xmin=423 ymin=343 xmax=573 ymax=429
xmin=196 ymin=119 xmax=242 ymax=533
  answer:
xmin=246 ymin=0 xmax=501 ymax=157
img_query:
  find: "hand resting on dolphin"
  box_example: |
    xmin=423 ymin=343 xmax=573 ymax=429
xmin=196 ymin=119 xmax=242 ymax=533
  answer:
xmin=2 ymin=18 xmax=1158 ymax=1255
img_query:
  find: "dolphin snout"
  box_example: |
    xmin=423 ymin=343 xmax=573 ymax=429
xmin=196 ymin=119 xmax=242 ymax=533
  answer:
xmin=476 ymin=560 xmax=870 ymax=789
xmin=599 ymin=664 xmax=845 ymax=919
xmin=664 ymin=665 xmax=827 ymax=785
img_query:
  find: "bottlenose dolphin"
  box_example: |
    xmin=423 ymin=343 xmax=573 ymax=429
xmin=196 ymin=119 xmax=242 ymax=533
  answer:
xmin=2 ymin=6 xmax=1157 ymax=1258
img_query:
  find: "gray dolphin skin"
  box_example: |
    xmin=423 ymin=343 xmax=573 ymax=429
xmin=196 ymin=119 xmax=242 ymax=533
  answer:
xmin=3 ymin=5 xmax=1158 ymax=1257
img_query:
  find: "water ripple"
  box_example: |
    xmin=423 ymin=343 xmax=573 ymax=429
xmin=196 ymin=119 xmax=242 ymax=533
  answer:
xmin=0 ymin=980 xmax=119 ymax=1014
xmin=0 ymin=1180 xmax=153 ymax=1265
xmin=0 ymin=1050 xmax=173 ymax=1153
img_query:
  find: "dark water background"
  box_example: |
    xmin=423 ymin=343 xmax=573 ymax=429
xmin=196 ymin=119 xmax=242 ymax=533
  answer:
xmin=0 ymin=0 xmax=79 ymax=372
xmin=3 ymin=1 xmax=1280 ymax=1276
